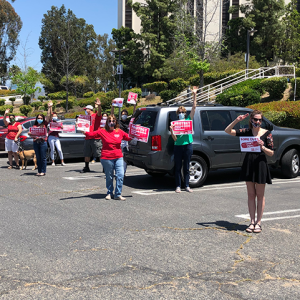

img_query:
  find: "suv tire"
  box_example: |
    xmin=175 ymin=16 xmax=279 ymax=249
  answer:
xmin=146 ymin=171 xmax=167 ymax=178
xmin=183 ymin=155 xmax=208 ymax=188
xmin=281 ymin=148 xmax=300 ymax=178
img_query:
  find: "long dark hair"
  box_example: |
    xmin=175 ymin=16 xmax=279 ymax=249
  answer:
xmin=105 ymin=114 xmax=119 ymax=131
xmin=34 ymin=114 xmax=46 ymax=126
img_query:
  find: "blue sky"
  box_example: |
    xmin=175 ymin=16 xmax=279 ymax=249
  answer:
xmin=11 ymin=0 xmax=118 ymax=71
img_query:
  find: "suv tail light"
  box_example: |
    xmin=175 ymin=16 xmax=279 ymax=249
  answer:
xmin=19 ymin=135 xmax=27 ymax=142
xmin=151 ymin=135 xmax=162 ymax=151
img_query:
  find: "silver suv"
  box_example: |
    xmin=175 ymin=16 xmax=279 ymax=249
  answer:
xmin=124 ymin=105 xmax=300 ymax=187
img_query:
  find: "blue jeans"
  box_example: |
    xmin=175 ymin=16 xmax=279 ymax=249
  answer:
xmin=101 ymin=158 xmax=124 ymax=197
xmin=174 ymin=143 xmax=193 ymax=188
xmin=33 ymin=141 xmax=48 ymax=173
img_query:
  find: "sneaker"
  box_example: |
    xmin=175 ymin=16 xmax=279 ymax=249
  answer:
xmin=105 ymin=194 xmax=111 ymax=200
xmin=115 ymin=196 xmax=126 ymax=201
xmin=185 ymin=187 xmax=193 ymax=193
xmin=52 ymin=162 xmax=55 ymax=166
xmin=61 ymin=162 xmax=66 ymax=166
xmin=175 ymin=187 xmax=181 ymax=193
xmin=80 ymin=167 xmax=90 ymax=173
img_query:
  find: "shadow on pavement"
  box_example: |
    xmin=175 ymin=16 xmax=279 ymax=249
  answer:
xmin=196 ymin=220 xmax=248 ymax=232
xmin=60 ymin=193 xmax=133 ymax=201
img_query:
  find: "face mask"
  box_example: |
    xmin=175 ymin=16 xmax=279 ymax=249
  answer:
xmin=37 ymin=119 xmax=43 ymax=124
xmin=10 ymin=118 xmax=15 ymax=123
xmin=85 ymin=110 xmax=88 ymax=115
xmin=52 ymin=117 xmax=58 ymax=121
xmin=251 ymin=120 xmax=261 ymax=128
xmin=121 ymin=115 xmax=127 ymax=121
xmin=109 ymin=122 xmax=115 ymax=128
xmin=102 ymin=117 xmax=107 ymax=120
xmin=178 ymin=113 xmax=185 ymax=120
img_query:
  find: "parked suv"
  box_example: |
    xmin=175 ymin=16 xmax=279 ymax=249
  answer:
xmin=124 ymin=105 xmax=300 ymax=187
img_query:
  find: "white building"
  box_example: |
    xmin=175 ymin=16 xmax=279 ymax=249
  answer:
xmin=117 ymin=0 xmax=248 ymax=42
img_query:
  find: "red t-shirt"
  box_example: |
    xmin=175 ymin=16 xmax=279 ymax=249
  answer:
xmin=6 ymin=122 xmax=21 ymax=140
xmin=85 ymin=113 xmax=102 ymax=140
xmin=85 ymin=128 xmax=132 ymax=160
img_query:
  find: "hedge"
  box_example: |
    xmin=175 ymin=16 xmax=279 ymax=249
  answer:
xmin=231 ymin=79 xmax=265 ymax=94
xmin=83 ymin=91 xmax=94 ymax=98
xmin=48 ymin=91 xmax=68 ymax=100
xmin=38 ymin=96 xmax=47 ymax=102
xmin=261 ymin=77 xmax=287 ymax=99
xmin=0 ymin=90 xmax=17 ymax=96
xmin=19 ymin=105 xmax=32 ymax=116
xmin=143 ymin=82 xmax=168 ymax=93
xmin=43 ymin=100 xmax=57 ymax=111
xmin=169 ymin=78 xmax=189 ymax=93
xmin=60 ymin=99 xmax=74 ymax=110
xmin=28 ymin=111 xmax=47 ymax=117
xmin=30 ymin=101 xmax=43 ymax=110
xmin=159 ymin=90 xmax=178 ymax=102
xmin=64 ymin=111 xmax=85 ymax=119
xmin=0 ymin=105 xmax=13 ymax=115
xmin=248 ymin=101 xmax=300 ymax=129
xmin=0 ymin=99 xmax=5 ymax=106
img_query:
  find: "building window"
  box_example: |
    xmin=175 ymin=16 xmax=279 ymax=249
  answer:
xmin=125 ymin=0 xmax=132 ymax=29
xmin=232 ymin=0 xmax=239 ymax=19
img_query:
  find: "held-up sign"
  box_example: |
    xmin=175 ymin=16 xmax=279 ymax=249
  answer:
xmin=127 ymin=92 xmax=138 ymax=105
xmin=50 ymin=122 xmax=63 ymax=132
xmin=129 ymin=124 xmax=150 ymax=143
xmin=112 ymin=98 xmax=124 ymax=108
xmin=239 ymin=137 xmax=261 ymax=152
xmin=62 ymin=125 xmax=76 ymax=133
xmin=29 ymin=127 xmax=47 ymax=138
xmin=129 ymin=117 xmax=135 ymax=130
xmin=171 ymin=120 xmax=194 ymax=135
xmin=77 ymin=115 xmax=91 ymax=132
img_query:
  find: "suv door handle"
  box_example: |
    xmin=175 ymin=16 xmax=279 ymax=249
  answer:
xmin=203 ymin=136 xmax=214 ymax=141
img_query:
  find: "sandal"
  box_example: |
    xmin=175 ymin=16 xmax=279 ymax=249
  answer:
xmin=253 ymin=223 xmax=262 ymax=233
xmin=246 ymin=223 xmax=255 ymax=233
xmin=7 ymin=165 xmax=13 ymax=169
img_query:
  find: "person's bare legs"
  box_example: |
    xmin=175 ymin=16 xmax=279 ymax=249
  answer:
xmin=255 ymin=183 xmax=266 ymax=226
xmin=7 ymin=151 xmax=13 ymax=167
xmin=12 ymin=152 xmax=20 ymax=167
xmin=246 ymin=182 xmax=256 ymax=226
xmin=85 ymin=157 xmax=90 ymax=163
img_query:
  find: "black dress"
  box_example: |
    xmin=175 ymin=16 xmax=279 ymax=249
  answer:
xmin=236 ymin=128 xmax=274 ymax=184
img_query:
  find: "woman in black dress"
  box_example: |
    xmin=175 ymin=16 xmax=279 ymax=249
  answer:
xmin=225 ymin=110 xmax=274 ymax=233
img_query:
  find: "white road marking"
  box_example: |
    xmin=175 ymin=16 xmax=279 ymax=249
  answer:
xmin=133 ymin=178 xmax=300 ymax=196
xmin=236 ymin=209 xmax=300 ymax=222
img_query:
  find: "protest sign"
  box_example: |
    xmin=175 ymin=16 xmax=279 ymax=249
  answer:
xmin=50 ymin=122 xmax=63 ymax=131
xmin=129 ymin=117 xmax=135 ymax=130
xmin=127 ymin=92 xmax=138 ymax=105
xmin=171 ymin=120 xmax=194 ymax=135
xmin=129 ymin=124 xmax=150 ymax=143
xmin=77 ymin=115 xmax=91 ymax=132
xmin=29 ymin=127 xmax=47 ymax=138
xmin=239 ymin=137 xmax=261 ymax=152
xmin=62 ymin=125 xmax=76 ymax=133
xmin=112 ymin=98 xmax=124 ymax=108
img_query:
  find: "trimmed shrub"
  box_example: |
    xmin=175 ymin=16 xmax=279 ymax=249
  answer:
xmin=43 ymin=100 xmax=57 ymax=111
xmin=231 ymin=79 xmax=265 ymax=95
xmin=143 ymin=82 xmax=168 ymax=93
xmin=264 ymin=111 xmax=288 ymax=127
xmin=64 ymin=111 xmax=85 ymax=119
xmin=0 ymin=90 xmax=17 ymax=96
xmin=0 ymin=99 xmax=5 ymax=106
xmin=19 ymin=105 xmax=32 ymax=116
xmin=296 ymin=68 xmax=300 ymax=78
xmin=30 ymin=101 xmax=43 ymax=110
xmin=0 ymin=105 xmax=13 ymax=115
xmin=38 ymin=95 xmax=47 ymax=102
xmin=60 ymin=99 xmax=74 ymax=110
xmin=159 ymin=90 xmax=178 ymax=102
xmin=261 ymin=77 xmax=287 ymax=99
xmin=216 ymin=86 xmax=261 ymax=107
xmin=28 ymin=110 xmax=47 ymax=117
xmin=48 ymin=91 xmax=67 ymax=100
xmin=83 ymin=91 xmax=94 ymax=98
xmin=9 ymin=97 xmax=16 ymax=105
xmin=77 ymin=98 xmax=96 ymax=108
xmin=145 ymin=93 xmax=156 ymax=101
xmin=169 ymin=78 xmax=189 ymax=93
xmin=22 ymin=95 xmax=31 ymax=105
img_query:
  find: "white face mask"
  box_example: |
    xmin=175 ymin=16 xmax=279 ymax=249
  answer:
xmin=178 ymin=113 xmax=185 ymax=120
xmin=102 ymin=116 xmax=107 ymax=120
xmin=85 ymin=110 xmax=88 ymax=115
xmin=121 ymin=115 xmax=127 ymax=121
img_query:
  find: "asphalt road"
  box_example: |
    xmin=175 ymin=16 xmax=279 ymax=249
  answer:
xmin=0 ymin=154 xmax=299 ymax=299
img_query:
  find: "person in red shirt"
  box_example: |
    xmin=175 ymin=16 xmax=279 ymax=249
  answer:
xmin=3 ymin=109 xmax=22 ymax=169
xmin=78 ymin=99 xmax=102 ymax=173
xmin=28 ymin=114 xmax=48 ymax=176
xmin=85 ymin=114 xmax=132 ymax=201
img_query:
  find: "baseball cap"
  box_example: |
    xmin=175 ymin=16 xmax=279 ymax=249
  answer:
xmin=84 ymin=105 xmax=93 ymax=110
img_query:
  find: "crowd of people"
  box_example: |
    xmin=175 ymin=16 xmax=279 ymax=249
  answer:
xmin=3 ymin=87 xmax=274 ymax=233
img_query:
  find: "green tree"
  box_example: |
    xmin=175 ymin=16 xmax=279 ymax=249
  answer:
xmin=0 ymin=0 xmax=22 ymax=84
xmin=128 ymin=0 xmax=178 ymax=80
xmin=11 ymin=67 xmax=41 ymax=102
xmin=275 ymin=0 xmax=300 ymax=64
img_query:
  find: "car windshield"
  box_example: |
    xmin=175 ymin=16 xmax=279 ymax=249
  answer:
xmin=132 ymin=110 xmax=157 ymax=132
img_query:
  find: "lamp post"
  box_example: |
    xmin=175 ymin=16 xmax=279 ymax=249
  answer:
xmin=112 ymin=47 xmax=129 ymax=121
xmin=246 ymin=29 xmax=257 ymax=76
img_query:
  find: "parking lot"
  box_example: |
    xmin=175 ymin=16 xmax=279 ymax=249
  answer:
xmin=0 ymin=153 xmax=300 ymax=299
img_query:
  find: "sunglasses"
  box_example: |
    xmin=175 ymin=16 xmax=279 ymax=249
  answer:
xmin=252 ymin=118 xmax=262 ymax=122
xmin=108 ymin=120 xmax=116 ymax=123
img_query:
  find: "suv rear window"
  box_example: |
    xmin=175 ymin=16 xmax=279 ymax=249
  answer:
xmin=168 ymin=110 xmax=191 ymax=130
xmin=133 ymin=109 xmax=157 ymax=132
